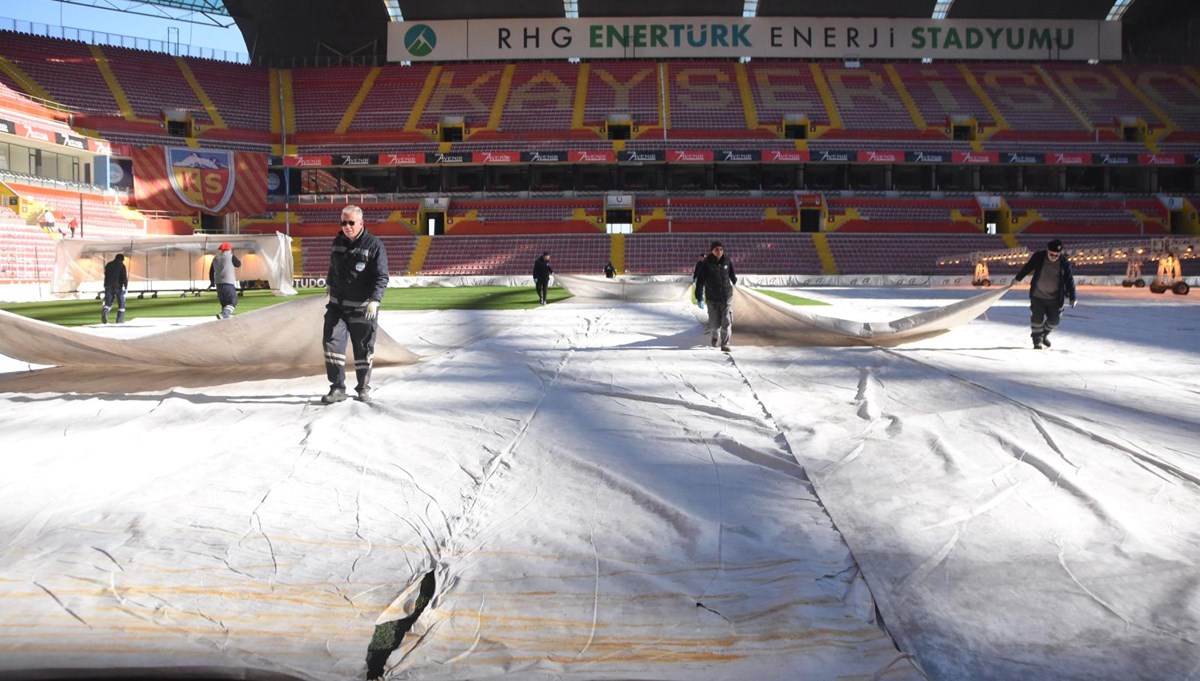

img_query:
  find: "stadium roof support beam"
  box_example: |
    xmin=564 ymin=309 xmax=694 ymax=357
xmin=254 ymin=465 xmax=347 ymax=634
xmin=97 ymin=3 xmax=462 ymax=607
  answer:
xmin=54 ymin=0 xmax=235 ymax=27
xmin=1106 ymin=0 xmax=1136 ymax=20
xmin=382 ymin=0 xmax=403 ymax=21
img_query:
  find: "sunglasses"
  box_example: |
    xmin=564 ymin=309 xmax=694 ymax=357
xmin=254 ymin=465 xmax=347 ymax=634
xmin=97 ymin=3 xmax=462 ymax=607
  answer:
xmin=340 ymin=220 xmax=358 ymax=226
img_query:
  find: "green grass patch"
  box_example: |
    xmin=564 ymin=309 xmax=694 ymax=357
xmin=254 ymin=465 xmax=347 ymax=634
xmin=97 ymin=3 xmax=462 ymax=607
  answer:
xmin=382 ymin=286 xmax=568 ymax=310
xmin=753 ymin=289 xmax=829 ymax=306
xmin=1 ymin=286 xmax=568 ymax=326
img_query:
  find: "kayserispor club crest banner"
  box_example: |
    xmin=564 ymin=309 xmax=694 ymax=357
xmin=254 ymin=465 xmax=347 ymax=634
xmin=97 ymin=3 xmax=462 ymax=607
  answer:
xmin=133 ymin=146 xmax=267 ymax=215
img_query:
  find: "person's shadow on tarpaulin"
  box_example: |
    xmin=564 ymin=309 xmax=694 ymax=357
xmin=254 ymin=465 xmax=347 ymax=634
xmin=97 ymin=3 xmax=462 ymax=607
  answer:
xmin=0 ymin=364 xmax=324 ymax=398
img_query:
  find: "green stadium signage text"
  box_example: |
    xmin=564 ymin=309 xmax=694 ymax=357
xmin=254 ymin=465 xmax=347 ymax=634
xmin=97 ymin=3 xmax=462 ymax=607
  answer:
xmin=388 ymin=17 xmax=1119 ymax=62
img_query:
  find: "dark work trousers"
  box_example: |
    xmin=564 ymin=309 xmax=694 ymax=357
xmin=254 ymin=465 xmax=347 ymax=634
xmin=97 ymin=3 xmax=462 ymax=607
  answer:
xmin=535 ymin=278 xmax=549 ymax=303
xmin=216 ymin=283 xmax=238 ymax=319
xmin=1029 ymin=295 xmax=1062 ymax=340
xmin=706 ymin=295 xmax=733 ymax=346
xmin=323 ymin=302 xmax=378 ymax=392
xmin=102 ymin=286 xmax=126 ymax=323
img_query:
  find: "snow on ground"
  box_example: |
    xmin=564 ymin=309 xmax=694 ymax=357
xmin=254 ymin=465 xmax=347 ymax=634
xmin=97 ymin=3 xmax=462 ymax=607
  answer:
xmin=1 ymin=285 xmax=1198 ymax=681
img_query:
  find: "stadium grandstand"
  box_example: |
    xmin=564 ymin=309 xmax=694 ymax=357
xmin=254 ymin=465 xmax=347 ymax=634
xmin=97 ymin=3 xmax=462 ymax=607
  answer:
xmin=2 ymin=2 xmax=1200 ymax=680
xmin=0 ymin=0 xmax=1196 ymax=290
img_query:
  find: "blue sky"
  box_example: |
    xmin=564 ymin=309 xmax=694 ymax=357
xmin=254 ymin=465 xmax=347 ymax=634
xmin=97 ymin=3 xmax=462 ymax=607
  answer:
xmin=1 ymin=0 xmax=247 ymax=58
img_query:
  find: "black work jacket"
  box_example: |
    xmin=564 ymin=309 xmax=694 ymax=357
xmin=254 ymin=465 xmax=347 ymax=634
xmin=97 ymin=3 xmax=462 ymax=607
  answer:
xmin=327 ymin=230 xmax=389 ymax=305
xmin=103 ymin=259 xmax=127 ymax=290
xmin=694 ymin=253 xmax=737 ymax=303
xmin=1015 ymin=250 xmax=1076 ymax=307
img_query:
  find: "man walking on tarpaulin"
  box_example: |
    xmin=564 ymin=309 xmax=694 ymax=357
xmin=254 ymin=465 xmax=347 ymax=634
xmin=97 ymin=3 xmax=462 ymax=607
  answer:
xmin=533 ymin=252 xmax=553 ymax=305
xmin=1014 ymin=238 xmax=1077 ymax=349
xmin=209 ymin=242 xmax=241 ymax=319
xmin=694 ymin=240 xmax=737 ymax=352
xmin=101 ymin=253 xmax=127 ymax=324
xmin=321 ymin=205 xmax=389 ymax=404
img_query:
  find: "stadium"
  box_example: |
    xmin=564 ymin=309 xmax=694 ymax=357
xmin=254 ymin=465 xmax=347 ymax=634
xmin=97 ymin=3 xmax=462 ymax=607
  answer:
xmin=0 ymin=0 xmax=1199 ymax=679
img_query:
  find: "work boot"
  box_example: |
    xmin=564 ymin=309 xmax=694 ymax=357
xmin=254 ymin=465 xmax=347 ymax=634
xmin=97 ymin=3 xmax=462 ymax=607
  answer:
xmin=1032 ymin=336 xmax=1043 ymax=350
xmin=356 ymin=387 xmax=372 ymax=403
xmin=101 ymin=307 xmax=109 ymax=324
xmin=1040 ymin=333 xmax=1051 ymax=348
xmin=321 ymin=388 xmax=347 ymax=404
xmin=116 ymin=311 xmax=125 ymax=324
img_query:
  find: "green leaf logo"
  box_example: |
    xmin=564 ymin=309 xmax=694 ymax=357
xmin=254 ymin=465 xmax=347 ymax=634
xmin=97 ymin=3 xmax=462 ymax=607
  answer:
xmin=404 ymin=24 xmax=437 ymax=57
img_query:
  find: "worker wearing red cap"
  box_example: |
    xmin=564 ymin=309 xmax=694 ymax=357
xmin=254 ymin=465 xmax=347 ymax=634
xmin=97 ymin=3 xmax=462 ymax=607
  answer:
xmin=208 ymin=241 xmax=242 ymax=319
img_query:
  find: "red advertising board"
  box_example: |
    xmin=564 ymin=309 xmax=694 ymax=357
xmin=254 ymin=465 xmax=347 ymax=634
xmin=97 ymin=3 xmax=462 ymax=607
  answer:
xmin=16 ymin=122 xmax=53 ymax=144
xmin=1139 ymin=153 xmax=1184 ymax=166
xmin=667 ymin=149 xmax=715 ymax=163
xmin=378 ymin=152 xmax=424 ymax=166
xmin=472 ymin=151 xmax=521 ymax=164
xmin=1045 ymin=152 xmax=1089 ymax=165
xmin=284 ymin=155 xmax=333 ymax=167
xmin=568 ymin=150 xmax=617 ymax=163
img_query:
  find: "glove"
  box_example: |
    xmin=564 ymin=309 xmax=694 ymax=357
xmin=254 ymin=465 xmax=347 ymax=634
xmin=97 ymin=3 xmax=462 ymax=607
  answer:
xmin=696 ymin=298 xmax=705 ymax=310
xmin=1069 ymin=298 xmax=1077 ymax=308
xmin=364 ymin=300 xmax=380 ymax=321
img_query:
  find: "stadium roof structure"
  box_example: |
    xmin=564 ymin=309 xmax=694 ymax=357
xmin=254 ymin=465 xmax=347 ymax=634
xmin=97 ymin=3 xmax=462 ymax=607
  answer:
xmin=213 ymin=0 xmax=1196 ymax=62
xmin=55 ymin=0 xmax=235 ymax=27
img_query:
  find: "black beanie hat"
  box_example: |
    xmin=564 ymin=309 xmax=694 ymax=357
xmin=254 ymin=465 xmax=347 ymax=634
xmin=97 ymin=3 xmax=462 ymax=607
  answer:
xmin=1047 ymin=239 xmax=1063 ymax=253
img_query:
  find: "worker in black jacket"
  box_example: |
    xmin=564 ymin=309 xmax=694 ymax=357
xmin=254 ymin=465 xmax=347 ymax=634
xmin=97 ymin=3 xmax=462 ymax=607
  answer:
xmin=533 ymin=252 xmax=553 ymax=305
xmin=101 ymin=253 xmax=127 ymax=324
xmin=694 ymin=241 xmax=737 ymax=351
xmin=1014 ymin=238 xmax=1077 ymax=350
xmin=321 ymin=205 xmax=389 ymax=403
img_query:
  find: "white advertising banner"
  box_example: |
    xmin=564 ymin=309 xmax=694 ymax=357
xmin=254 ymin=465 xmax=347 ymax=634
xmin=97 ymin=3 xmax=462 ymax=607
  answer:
xmin=388 ymin=17 xmax=1121 ymax=62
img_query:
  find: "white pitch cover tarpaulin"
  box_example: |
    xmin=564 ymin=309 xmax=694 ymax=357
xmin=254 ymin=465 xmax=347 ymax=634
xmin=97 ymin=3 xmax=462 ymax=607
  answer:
xmin=556 ymin=273 xmax=691 ymax=302
xmin=53 ymin=233 xmax=297 ymax=296
xmin=0 ymin=285 xmax=1198 ymax=681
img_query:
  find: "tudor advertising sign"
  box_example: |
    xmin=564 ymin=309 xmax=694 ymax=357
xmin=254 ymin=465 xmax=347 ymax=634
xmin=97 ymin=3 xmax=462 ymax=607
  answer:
xmin=167 ymin=147 xmax=235 ymax=212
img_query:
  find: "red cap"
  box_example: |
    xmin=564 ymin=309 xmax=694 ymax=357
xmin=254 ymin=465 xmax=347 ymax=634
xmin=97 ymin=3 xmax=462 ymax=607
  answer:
xmin=219 ymin=242 xmax=231 ymax=251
